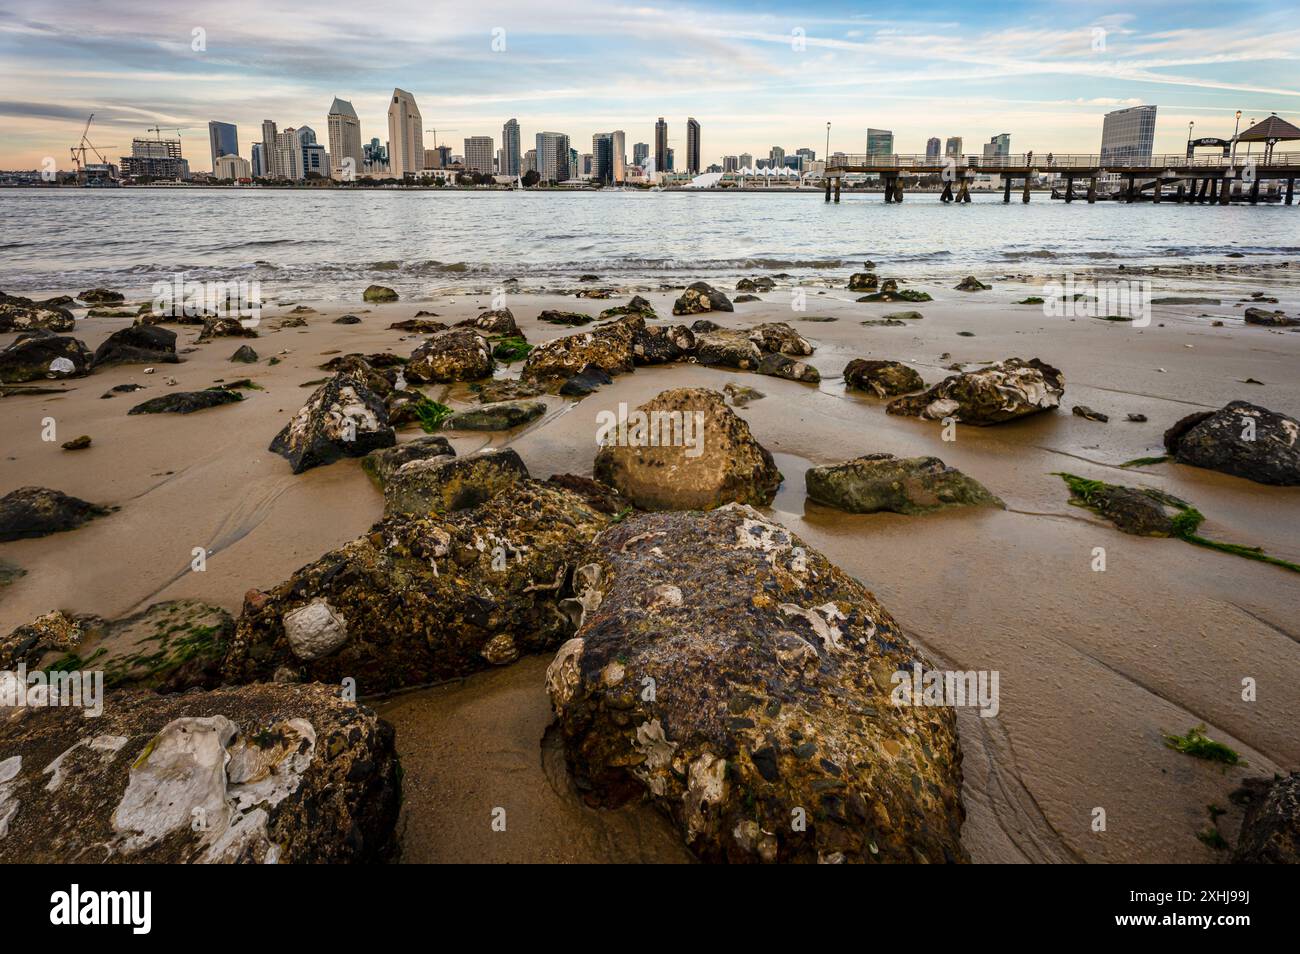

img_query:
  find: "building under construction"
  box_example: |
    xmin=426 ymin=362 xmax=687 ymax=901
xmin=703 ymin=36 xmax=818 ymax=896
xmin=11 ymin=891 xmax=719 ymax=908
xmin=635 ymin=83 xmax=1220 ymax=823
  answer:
xmin=119 ymin=137 xmax=189 ymax=180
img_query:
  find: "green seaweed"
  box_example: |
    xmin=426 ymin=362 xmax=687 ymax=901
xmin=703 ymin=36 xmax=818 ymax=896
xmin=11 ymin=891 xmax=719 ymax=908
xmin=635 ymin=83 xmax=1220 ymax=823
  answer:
xmin=1119 ymin=455 xmax=1170 ymax=468
xmin=1014 ymin=296 xmax=1045 ymax=305
xmin=1163 ymin=725 xmax=1241 ymax=765
xmin=1054 ymin=472 xmax=1300 ymax=573
xmin=490 ymin=336 xmax=532 ymax=363
xmin=412 ymin=398 xmax=454 ymax=433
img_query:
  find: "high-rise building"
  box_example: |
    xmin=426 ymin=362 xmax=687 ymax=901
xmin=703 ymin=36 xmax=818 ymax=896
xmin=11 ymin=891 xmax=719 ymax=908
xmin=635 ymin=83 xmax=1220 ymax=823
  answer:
xmin=723 ymin=155 xmax=739 ymax=173
xmin=739 ymin=152 xmax=753 ymax=169
xmin=610 ymin=130 xmax=626 ymax=184
xmin=945 ymin=136 xmax=963 ymax=158
xmin=250 ymin=142 xmax=264 ymax=178
xmin=327 ymin=98 xmax=362 ymax=180
xmin=654 ymin=119 xmax=667 ymax=173
xmin=208 ymin=121 xmax=238 ymax=173
xmin=633 ymin=142 xmax=648 ymax=166
xmin=686 ymin=118 xmax=700 ymax=175
xmin=867 ymin=129 xmax=894 ymax=157
xmin=387 ymin=88 xmax=423 ymax=178
xmin=464 ymin=136 xmax=494 ymax=174
xmin=535 ymin=132 xmax=570 ymax=182
xmin=1100 ymin=105 xmax=1156 ymax=166
xmin=769 ymin=146 xmax=785 ymax=167
xmin=569 ymin=147 xmax=579 ymax=181
xmin=926 ymin=137 xmax=941 ymax=161
xmin=796 ymin=147 xmax=815 ymax=163
xmin=666 ymin=147 xmax=674 ymax=171
xmin=524 ymin=149 xmax=537 ymax=174
xmin=274 ymin=128 xmax=303 ymax=180
xmin=982 ymin=133 xmax=1011 ymax=161
xmin=120 ymin=137 xmax=187 ymax=180
xmin=502 ymin=118 xmax=521 ymax=176
xmin=593 ymin=133 xmax=613 ymax=183
xmin=261 ymin=120 xmax=279 ymax=178
xmin=297 ymin=127 xmax=328 ymax=178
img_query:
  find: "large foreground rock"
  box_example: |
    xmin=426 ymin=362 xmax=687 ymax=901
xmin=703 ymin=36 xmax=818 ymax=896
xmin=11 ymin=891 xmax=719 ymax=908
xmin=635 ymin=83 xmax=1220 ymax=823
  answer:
xmin=226 ymin=480 xmax=612 ymax=692
xmin=92 ymin=324 xmax=179 ymax=366
xmin=0 ymin=300 xmax=75 ymax=333
xmin=633 ymin=324 xmax=696 ymax=365
xmin=0 ymin=683 xmax=400 ymax=863
xmin=406 ymin=328 xmax=494 ymax=383
xmin=694 ymin=329 xmax=762 ymax=370
xmin=672 ymin=282 xmax=734 ymax=316
xmin=0 ymin=332 xmax=92 ymax=384
xmin=887 ymin=358 xmax=1064 ymax=425
xmin=0 ymin=487 xmax=109 ymax=542
xmin=807 ymin=455 xmax=1003 ymax=515
xmin=523 ymin=314 xmax=642 ymax=382
xmin=269 ymin=371 xmax=395 ymax=474
xmin=1163 ymin=402 xmax=1300 ymax=486
xmin=593 ymin=388 xmax=782 ymax=510
xmin=1233 ymin=773 xmax=1300 ymax=863
xmin=546 ymin=505 xmax=968 ymax=863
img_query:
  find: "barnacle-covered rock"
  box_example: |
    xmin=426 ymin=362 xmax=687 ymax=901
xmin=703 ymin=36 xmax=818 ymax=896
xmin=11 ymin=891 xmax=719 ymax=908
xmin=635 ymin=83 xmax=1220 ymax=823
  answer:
xmin=0 ymin=683 xmax=400 ymax=863
xmin=225 ymin=480 xmax=612 ymax=692
xmin=748 ymin=322 xmax=812 ymax=356
xmin=94 ymin=324 xmax=181 ymax=367
xmin=406 ymin=328 xmax=494 ymax=383
xmin=523 ymin=313 xmax=642 ymax=381
xmin=0 ymin=332 xmax=92 ymax=384
xmin=269 ymin=371 xmax=395 ymax=474
xmin=546 ymin=505 xmax=968 ymax=863
xmin=672 ymin=282 xmax=733 ymax=316
xmin=806 ymin=454 xmax=1003 ymax=515
xmin=843 ymin=359 xmax=924 ymax=397
xmin=886 ymin=357 xmax=1063 ymax=425
xmin=0 ymin=487 xmax=109 ymax=542
xmin=633 ymin=324 xmax=695 ymax=365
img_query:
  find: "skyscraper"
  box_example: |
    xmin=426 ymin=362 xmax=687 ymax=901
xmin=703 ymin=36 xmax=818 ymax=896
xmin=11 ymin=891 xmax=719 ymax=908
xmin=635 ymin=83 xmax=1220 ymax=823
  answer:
xmin=769 ymin=146 xmax=785 ymax=167
xmin=926 ymin=137 xmax=941 ymax=161
xmin=739 ymin=152 xmax=753 ymax=169
xmin=502 ymin=118 xmax=521 ymax=176
xmin=1100 ymin=106 xmax=1156 ymax=165
xmin=945 ymin=136 xmax=963 ymax=158
xmin=610 ymin=130 xmax=626 ymax=184
xmin=464 ymin=136 xmax=494 ymax=174
xmin=593 ymin=133 xmax=613 ymax=183
xmin=654 ymin=118 xmax=667 ymax=173
xmin=867 ymin=129 xmax=894 ymax=158
xmin=686 ymin=118 xmax=700 ymax=175
xmin=535 ymin=131 xmax=570 ymax=182
xmin=387 ymin=88 xmax=423 ymax=178
xmin=297 ymin=127 xmax=329 ymax=178
xmin=982 ymin=133 xmax=1011 ymax=160
xmin=261 ymin=120 xmax=279 ymax=178
xmin=250 ymin=142 xmax=264 ymax=178
xmin=633 ymin=142 xmax=648 ymax=167
xmin=274 ymin=127 xmax=303 ymax=180
xmin=327 ymin=98 xmax=362 ymax=180
xmin=208 ymin=121 xmax=238 ymax=173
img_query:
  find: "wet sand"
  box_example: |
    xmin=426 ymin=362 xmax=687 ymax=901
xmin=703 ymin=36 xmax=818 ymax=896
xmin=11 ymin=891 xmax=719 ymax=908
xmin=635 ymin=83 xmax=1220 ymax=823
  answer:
xmin=2 ymin=268 xmax=1298 ymax=863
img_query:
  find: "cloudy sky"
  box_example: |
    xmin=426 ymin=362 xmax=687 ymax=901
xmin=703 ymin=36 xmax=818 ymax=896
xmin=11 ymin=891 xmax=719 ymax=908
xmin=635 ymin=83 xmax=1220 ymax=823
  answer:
xmin=1 ymin=0 xmax=1296 ymax=170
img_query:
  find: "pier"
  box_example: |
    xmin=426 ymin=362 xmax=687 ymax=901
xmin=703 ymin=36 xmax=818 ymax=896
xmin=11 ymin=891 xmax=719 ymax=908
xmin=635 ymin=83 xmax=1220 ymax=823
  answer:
xmin=822 ymin=152 xmax=1300 ymax=205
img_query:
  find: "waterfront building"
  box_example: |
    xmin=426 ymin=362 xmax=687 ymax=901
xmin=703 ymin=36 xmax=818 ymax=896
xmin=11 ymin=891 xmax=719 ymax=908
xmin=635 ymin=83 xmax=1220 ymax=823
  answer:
xmin=250 ymin=142 xmax=263 ymax=178
xmin=739 ymin=152 xmax=753 ymax=168
xmin=686 ymin=118 xmax=700 ymax=174
xmin=120 ymin=137 xmax=187 ymax=180
xmin=535 ymin=132 xmax=570 ymax=182
xmin=261 ymin=120 xmax=279 ymax=177
xmin=1100 ymin=105 xmax=1157 ymax=165
xmin=208 ymin=121 xmax=237 ymax=173
xmin=214 ymin=154 xmax=251 ymax=180
xmin=867 ymin=128 xmax=893 ymax=158
xmin=926 ymin=137 xmax=941 ymax=161
xmin=502 ymin=118 xmax=521 ymax=176
xmin=327 ymin=98 xmax=362 ymax=180
xmin=633 ymin=142 xmax=648 ymax=166
xmin=464 ymin=136 xmax=494 ymax=174
xmin=654 ymin=119 xmax=668 ymax=173
xmin=387 ymin=88 xmax=423 ymax=178
xmin=945 ymin=136 xmax=962 ymax=158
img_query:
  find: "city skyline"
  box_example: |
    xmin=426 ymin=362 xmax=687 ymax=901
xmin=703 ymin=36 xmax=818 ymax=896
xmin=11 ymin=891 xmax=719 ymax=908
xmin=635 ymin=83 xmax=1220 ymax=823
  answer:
xmin=1 ymin=1 xmax=1297 ymax=169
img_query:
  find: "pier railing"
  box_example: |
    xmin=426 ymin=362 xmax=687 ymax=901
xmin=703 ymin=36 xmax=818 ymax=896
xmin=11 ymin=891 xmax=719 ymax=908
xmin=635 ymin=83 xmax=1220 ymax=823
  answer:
xmin=825 ymin=152 xmax=1300 ymax=172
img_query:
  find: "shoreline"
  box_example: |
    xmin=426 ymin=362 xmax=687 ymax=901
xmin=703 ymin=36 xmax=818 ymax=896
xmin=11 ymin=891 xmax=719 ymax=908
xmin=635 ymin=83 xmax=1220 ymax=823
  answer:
xmin=3 ymin=275 xmax=1298 ymax=862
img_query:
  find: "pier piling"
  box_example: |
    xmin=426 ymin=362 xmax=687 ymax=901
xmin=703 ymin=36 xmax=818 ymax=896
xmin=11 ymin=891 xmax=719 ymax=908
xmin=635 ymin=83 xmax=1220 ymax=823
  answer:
xmin=1288 ymin=178 xmax=1295 ymax=205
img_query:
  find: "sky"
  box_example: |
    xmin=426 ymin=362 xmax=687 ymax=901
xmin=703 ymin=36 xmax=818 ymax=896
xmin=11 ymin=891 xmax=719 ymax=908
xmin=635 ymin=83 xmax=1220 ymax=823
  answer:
xmin=1 ymin=0 xmax=1297 ymax=171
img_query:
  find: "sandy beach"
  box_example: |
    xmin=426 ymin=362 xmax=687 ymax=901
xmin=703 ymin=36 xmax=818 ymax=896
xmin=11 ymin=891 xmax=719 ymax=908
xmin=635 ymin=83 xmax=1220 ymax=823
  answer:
xmin=2 ymin=265 xmax=1298 ymax=863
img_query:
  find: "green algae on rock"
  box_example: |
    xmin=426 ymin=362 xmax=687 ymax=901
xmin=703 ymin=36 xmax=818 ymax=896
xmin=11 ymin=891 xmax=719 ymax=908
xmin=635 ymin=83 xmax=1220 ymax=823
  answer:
xmin=545 ymin=504 xmax=968 ymax=863
xmin=807 ymin=454 xmax=1003 ymax=516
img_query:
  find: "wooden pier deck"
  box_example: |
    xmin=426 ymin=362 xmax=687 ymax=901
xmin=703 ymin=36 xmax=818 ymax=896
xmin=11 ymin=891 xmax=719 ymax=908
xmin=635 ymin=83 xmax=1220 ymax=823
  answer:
xmin=823 ymin=152 xmax=1300 ymax=204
